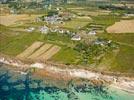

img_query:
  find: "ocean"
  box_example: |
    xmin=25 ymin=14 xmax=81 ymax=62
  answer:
xmin=0 ymin=63 xmax=134 ymax=100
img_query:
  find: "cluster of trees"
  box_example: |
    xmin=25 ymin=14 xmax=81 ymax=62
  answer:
xmin=74 ymin=38 xmax=118 ymax=65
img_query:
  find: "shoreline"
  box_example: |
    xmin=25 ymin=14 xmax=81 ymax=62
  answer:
xmin=0 ymin=56 xmax=134 ymax=93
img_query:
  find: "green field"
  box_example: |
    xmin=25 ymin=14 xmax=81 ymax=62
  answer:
xmin=62 ymin=17 xmax=91 ymax=30
xmin=97 ymin=33 xmax=134 ymax=73
xmin=0 ymin=4 xmax=134 ymax=74
xmin=111 ymin=45 xmax=134 ymax=73
xmin=51 ymin=46 xmax=80 ymax=64
xmin=0 ymin=25 xmax=77 ymax=56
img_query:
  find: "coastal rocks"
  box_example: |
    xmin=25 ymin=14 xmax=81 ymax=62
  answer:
xmin=0 ymin=56 xmax=134 ymax=94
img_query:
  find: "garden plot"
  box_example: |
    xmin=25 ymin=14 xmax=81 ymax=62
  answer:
xmin=106 ymin=20 xmax=134 ymax=33
xmin=38 ymin=46 xmax=61 ymax=61
xmin=17 ymin=41 xmax=44 ymax=58
xmin=28 ymin=44 xmax=53 ymax=59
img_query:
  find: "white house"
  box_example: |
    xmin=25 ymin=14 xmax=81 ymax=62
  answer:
xmin=88 ymin=31 xmax=96 ymax=35
xmin=50 ymin=28 xmax=57 ymax=33
xmin=71 ymin=35 xmax=81 ymax=41
xmin=26 ymin=27 xmax=35 ymax=32
xmin=39 ymin=26 xmax=49 ymax=34
xmin=59 ymin=29 xmax=64 ymax=34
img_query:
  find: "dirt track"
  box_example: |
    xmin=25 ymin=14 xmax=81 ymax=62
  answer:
xmin=107 ymin=20 xmax=134 ymax=33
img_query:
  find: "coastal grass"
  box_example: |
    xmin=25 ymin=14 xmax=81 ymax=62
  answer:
xmin=51 ymin=46 xmax=80 ymax=64
xmin=97 ymin=33 xmax=134 ymax=45
xmin=0 ymin=32 xmax=40 ymax=55
xmin=110 ymin=45 xmax=134 ymax=73
xmin=98 ymin=33 xmax=134 ymax=73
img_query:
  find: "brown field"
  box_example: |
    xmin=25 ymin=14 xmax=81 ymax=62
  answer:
xmin=0 ymin=14 xmax=40 ymax=26
xmin=106 ymin=20 xmax=134 ymax=33
xmin=17 ymin=41 xmax=44 ymax=58
xmin=28 ymin=44 xmax=53 ymax=59
xmin=38 ymin=46 xmax=61 ymax=61
xmin=17 ymin=41 xmax=61 ymax=61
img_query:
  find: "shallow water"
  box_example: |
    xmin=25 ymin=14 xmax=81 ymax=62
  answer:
xmin=0 ymin=63 xmax=134 ymax=100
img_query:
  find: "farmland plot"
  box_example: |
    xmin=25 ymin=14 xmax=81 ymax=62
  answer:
xmin=107 ymin=20 xmax=134 ymax=33
xmin=28 ymin=44 xmax=53 ymax=59
xmin=0 ymin=14 xmax=41 ymax=26
xmin=17 ymin=41 xmax=43 ymax=58
xmin=39 ymin=46 xmax=61 ymax=60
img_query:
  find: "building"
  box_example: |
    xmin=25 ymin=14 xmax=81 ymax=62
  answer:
xmin=26 ymin=27 xmax=35 ymax=32
xmin=71 ymin=35 xmax=81 ymax=41
xmin=39 ymin=26 xmax=49 ymax=34
xmin=88 ymin=31 xmax=96 ymax=35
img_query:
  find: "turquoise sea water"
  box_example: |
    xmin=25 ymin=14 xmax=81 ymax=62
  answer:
xmin=0 ymin=63 xmax=134 ymax=100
